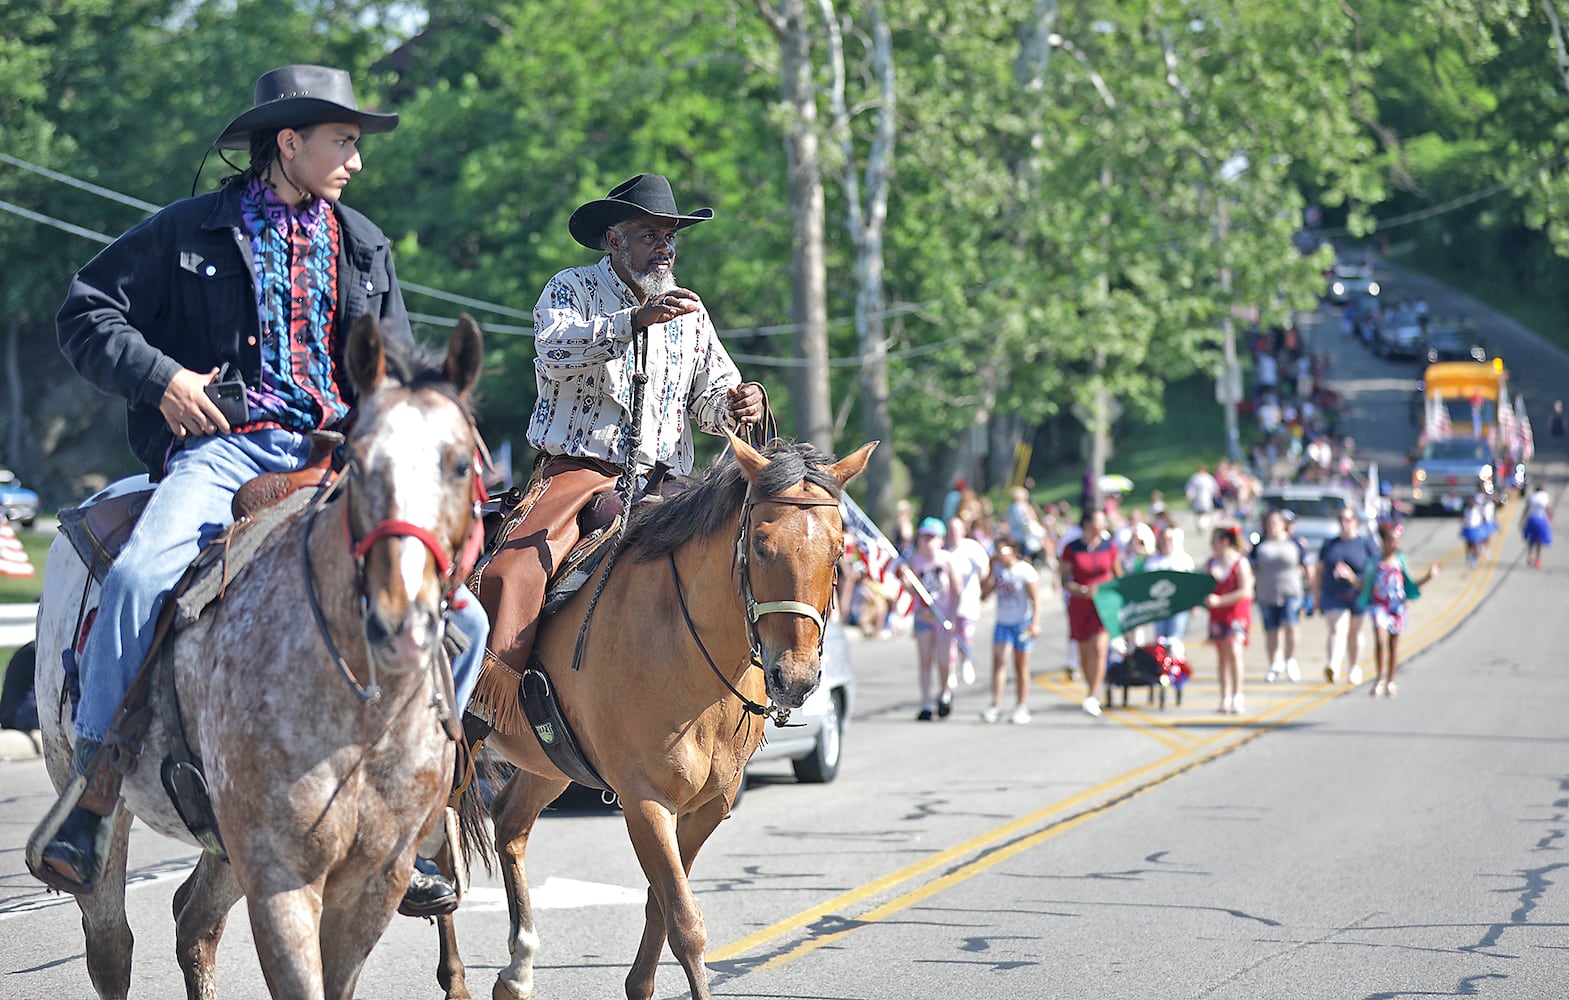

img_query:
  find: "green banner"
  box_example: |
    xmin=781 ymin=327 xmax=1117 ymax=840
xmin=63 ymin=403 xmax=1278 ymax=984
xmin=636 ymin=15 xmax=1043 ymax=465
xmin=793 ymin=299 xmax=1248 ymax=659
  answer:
xmin=1092 ymin=570 xmax=1216 ymax=638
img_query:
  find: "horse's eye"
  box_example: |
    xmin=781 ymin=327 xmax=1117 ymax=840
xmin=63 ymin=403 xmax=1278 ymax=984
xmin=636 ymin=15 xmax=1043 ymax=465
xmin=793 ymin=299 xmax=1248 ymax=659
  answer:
xmin=452 ymin=458 xmax=473 ymax=481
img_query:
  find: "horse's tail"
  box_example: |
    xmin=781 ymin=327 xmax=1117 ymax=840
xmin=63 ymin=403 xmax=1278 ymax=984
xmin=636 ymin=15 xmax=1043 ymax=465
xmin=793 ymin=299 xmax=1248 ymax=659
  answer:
xmin=451 ymin=736 xmax=500 ymax=876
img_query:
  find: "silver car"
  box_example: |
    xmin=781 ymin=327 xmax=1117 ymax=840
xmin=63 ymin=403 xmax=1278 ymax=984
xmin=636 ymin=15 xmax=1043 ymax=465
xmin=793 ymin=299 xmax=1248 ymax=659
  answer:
xmin=1247 ymin=484 xmax=1371 ymax=564
xmin=746 ymin=617 xmax=856 ymax=785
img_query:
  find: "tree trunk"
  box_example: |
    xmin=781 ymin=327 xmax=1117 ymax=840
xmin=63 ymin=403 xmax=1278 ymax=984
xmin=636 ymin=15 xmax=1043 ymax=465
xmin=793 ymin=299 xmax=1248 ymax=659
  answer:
xmin=3 ymin=315 xmax=25 ymax=475
xmin=820 ymin=0 xmax=897 ymax=521
xmin=756 ymin=0 xmax=832 ymax=448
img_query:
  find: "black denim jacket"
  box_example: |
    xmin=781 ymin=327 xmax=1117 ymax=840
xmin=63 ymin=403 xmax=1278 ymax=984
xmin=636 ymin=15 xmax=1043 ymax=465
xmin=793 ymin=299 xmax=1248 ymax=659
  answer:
xmin=57 ymin=182 xmax=411 ymax=477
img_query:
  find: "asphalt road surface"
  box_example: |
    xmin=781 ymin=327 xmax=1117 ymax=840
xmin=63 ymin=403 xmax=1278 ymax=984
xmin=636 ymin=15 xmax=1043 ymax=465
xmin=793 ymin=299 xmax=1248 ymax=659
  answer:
xmin=3 ymin=282 xmax=1567 ymax=999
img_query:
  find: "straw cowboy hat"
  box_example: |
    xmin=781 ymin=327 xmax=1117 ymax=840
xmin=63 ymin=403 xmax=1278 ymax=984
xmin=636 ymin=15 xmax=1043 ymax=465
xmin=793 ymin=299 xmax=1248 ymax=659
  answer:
xmin=213 ymin=65 xmax=399 ymax=150
xmin=568 ymin=173 xmax=714 ymax=250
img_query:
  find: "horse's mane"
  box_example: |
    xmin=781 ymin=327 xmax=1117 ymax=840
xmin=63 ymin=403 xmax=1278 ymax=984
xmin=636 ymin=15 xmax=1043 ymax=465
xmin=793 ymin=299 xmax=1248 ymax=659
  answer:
xmin=380 ymin=337 xmax=471 ymax=414
xmin=624 ymin=439 xmax=844 ymax=561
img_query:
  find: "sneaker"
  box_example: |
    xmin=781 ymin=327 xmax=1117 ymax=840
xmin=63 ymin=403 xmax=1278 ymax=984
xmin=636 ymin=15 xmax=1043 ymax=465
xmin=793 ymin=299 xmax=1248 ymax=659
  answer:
xmin=1385 ymin=682 xmax=1398 ymax=698
xmin=960 ymin=659 xmax=977 ymax=685
xmin=1285 ymin=658 xmax=1301 ymax=682
xmin=1265 ymin=665 xmax=1280 ymax=684
xmin=1009 ymin=704 xmax=1032 ymax=725
xmin=980 ymin=705 xmax=1003 ymax=724
xmin=937 ymin=696 xmax=953 ymax=719
xmin=1219 ymin=695 xmax=1233 ymax=715
xmin=1081 ymin=696 xmax=1102 ymax=718
xmin=1324 ymin=664 xmax=1339 ymax=684
xmin=916 ymin=707 xmax=935 ymax=721
xmin=1232 ymin=693 xmax=1245 ymax=714
xmin=1371 ymin=679 xmax=1385 ymax=697
xmin=1348 ymin=664 xmax=1364 ymax=685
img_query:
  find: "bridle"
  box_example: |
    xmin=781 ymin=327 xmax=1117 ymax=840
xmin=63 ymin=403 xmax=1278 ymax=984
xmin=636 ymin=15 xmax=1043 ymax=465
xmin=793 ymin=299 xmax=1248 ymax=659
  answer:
xmin=668 ymin=482 xmax=842 ymax=726
xmin=735 ymin=486 xmax=842 ymax=660
xmin=301 ymin=449 xmax=487 ymax=707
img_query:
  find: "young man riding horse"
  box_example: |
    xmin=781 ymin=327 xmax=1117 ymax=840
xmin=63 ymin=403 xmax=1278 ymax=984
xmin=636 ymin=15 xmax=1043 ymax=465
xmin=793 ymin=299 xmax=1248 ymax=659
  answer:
xmin=35 ymin=64 xmax=486 ymax=916
xmin=468 ymin=173 xmax=764 ymax=727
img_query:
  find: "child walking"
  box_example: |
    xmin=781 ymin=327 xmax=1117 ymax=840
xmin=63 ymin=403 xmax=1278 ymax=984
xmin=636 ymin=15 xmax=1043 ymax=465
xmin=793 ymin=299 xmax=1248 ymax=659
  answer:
xmin=1357 ymin=522 xmax=1439 ymax=698
xmin=1204 ymin=525 xmax=1254 ymax=715
xmin=980 ymin=537 xmax=1041 ymax=724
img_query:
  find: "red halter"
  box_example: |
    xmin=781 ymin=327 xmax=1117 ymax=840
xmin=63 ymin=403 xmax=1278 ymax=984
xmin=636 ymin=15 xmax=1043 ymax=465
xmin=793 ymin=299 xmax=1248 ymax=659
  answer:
xmin=348 ymin=462 xmax=488 ymax=600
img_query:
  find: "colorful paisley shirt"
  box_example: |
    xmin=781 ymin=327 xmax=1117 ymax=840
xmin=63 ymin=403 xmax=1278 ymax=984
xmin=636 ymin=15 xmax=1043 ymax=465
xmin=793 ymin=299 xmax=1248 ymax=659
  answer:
xmin=528 ymin=256 xmax=742 ymax=476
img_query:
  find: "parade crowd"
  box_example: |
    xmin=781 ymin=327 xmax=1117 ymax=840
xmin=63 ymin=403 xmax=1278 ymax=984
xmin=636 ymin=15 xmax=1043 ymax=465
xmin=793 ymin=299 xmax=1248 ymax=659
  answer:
xmin=836 ymin=318 xmax=1528 ymax=722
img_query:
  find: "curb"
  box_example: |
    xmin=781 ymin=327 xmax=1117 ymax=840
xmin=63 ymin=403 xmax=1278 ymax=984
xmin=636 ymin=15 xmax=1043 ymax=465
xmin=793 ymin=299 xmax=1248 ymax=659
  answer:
xmin=0 ymin=727 xmax=42 ymax=761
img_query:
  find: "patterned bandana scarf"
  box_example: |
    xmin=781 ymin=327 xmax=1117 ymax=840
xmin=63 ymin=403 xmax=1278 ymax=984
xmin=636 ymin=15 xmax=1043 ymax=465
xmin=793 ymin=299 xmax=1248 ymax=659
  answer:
xmin=240 ymin=176 xmax=349 ymax=432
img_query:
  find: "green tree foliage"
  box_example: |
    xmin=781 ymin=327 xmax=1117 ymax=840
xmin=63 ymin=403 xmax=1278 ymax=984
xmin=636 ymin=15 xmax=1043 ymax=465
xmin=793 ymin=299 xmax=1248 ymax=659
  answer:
xmin=4 ymin=0 xmax=1565 ymax=508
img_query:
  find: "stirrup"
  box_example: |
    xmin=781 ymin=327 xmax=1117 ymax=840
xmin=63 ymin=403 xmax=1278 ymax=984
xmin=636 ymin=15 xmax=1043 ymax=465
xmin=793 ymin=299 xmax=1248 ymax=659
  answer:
xmin=25 ymin=775 xmax=115 ymax=895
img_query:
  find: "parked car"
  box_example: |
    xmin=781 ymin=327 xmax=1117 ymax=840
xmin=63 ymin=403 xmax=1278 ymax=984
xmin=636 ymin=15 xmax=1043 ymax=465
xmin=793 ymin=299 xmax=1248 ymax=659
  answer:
xmin=1246 ymin=484 xmax=1372 ymax=563
xmin=1423 ymin=325 xmax=1488 ymax=367
xmin=747 ymin=618 xmax=856 ymax=785
xmin=1410 ymin=437 xmax=1503 ymax=513
xmin=0 ymin=468 xmax=40 ymax=527
xmin=1374 ymin=309 xmax=1425 ymax=359
xmin=535 ymin=617 xmax=858 ymax=810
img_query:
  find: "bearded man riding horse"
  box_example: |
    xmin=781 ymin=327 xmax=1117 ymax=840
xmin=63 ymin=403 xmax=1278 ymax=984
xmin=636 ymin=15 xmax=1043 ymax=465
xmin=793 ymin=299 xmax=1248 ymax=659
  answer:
xmin=466 ymin=172 xmax=765 ymax=733
xmin=30 ymin=64 xmax=486 ymax=918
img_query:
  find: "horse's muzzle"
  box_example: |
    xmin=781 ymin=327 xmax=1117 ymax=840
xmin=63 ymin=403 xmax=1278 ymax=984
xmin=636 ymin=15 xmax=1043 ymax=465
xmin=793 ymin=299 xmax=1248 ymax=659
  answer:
xmin=763 ymin=648 xmax=822 ymax=710
xmin=363 ymin=604 xmax=441 ymax=673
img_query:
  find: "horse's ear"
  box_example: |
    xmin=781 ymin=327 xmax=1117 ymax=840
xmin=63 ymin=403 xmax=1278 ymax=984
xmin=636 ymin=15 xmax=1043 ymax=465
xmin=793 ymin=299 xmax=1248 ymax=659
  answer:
xmin=446 ymin=314 xmax=484 ymax=397
xmin=827 ymin=440 xmax=878 ymax=487
xmin=345 ymin=314 xmax=387 ymax=397
xmin=726 ymin=429 xmax=769 ymax=482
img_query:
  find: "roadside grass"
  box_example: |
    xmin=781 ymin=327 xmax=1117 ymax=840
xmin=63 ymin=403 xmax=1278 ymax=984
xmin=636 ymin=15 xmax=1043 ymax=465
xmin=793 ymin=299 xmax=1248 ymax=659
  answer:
xmin=1024 ymin=373 xmax=1236 ymax=515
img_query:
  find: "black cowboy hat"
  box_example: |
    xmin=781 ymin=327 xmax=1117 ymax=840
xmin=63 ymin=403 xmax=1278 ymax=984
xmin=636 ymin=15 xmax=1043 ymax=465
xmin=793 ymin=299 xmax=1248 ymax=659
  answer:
xmin=568 ymin=174 xmax=714 ymax=250
xmin=212 ymin=65 xmax=399 ymax=151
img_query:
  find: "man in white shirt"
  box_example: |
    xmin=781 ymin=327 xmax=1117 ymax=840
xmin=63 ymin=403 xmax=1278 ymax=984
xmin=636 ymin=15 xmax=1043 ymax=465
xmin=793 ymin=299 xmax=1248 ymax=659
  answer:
xmin=474 ymin=174 xmax=763 ymax=709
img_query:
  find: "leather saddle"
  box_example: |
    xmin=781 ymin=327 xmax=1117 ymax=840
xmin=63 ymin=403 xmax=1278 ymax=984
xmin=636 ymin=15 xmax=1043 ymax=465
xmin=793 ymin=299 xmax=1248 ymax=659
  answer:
xmin=474 ymin=465 xmax=688 ymax=617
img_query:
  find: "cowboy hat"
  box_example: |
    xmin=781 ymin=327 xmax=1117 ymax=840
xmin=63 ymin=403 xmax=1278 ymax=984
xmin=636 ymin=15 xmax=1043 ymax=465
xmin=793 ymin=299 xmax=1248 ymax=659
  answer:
xmin=568 ymin=173 xmax=714 ymax=250
xmin=212 ymin=65 xmax=399 ymax=151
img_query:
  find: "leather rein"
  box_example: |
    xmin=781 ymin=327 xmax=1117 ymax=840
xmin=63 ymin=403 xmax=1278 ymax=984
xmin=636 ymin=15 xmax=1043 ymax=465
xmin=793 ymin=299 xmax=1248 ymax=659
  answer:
xmin=668 ymin=485 xmax=842 ymax=727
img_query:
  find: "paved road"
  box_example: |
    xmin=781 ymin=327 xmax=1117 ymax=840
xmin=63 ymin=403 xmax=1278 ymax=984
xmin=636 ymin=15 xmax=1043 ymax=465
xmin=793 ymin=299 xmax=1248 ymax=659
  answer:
xmin=2 ymin=295 xmax=1566 ymax=999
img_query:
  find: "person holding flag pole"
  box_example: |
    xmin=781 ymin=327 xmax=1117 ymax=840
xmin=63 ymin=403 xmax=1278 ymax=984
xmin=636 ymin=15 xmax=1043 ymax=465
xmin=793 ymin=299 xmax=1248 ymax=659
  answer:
xmin=899 ymin=518 xmax=964 ymax=720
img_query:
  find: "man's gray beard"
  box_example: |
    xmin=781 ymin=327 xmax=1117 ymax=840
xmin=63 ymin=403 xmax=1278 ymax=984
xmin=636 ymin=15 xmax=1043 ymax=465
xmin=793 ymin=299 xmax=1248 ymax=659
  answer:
xmin=614 ymin=243 xmax=677 ymax=298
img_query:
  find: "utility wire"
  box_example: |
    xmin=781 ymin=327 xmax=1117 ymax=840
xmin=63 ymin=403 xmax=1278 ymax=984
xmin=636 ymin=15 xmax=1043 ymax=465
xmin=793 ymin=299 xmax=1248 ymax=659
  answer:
xmin=0 ymin=151 xmax=949 ymax=346
xmin=0 ymin=152 xmax=161 ymax=213
xmin=1317 ymin=155 xmax=1561 ymax=238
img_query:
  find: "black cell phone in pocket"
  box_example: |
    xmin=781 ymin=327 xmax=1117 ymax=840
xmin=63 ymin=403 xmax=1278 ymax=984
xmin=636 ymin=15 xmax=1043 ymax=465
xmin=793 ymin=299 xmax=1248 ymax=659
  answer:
xmin=203 ymin=365 xmax=250 ymax=426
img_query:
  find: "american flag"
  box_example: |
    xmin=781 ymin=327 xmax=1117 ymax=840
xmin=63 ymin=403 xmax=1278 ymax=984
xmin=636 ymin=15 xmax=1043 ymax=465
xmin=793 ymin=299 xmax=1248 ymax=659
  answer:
xmin=1426 ymin=391 xmax=1451 ymax=441
xmin=838 ymin=493 xmax=915 ymax=619
xmin=0 ymin=518 xmax=34 ymax=578
xmin=1515 ymin=393 xmax=1535 ymax=462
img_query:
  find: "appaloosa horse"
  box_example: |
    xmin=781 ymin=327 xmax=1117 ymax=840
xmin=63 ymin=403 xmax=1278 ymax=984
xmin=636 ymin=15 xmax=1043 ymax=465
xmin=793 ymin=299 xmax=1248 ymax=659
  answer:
xmin=30 ymin=314 xmax=484 ymax=1000
xmin=434 ymin=434 xmax=874 ymax=1000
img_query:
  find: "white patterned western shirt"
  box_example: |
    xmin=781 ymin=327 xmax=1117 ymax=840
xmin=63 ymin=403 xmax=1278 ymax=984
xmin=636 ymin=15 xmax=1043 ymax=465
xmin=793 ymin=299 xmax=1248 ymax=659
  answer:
xmin=527 ymin=256 xmax=742 ymax=476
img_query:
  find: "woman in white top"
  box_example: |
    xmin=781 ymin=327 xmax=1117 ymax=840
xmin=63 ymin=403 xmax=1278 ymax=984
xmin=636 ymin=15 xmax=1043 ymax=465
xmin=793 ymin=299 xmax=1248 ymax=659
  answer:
xmin=1522 ymin=487 xmax=1554 ymax=569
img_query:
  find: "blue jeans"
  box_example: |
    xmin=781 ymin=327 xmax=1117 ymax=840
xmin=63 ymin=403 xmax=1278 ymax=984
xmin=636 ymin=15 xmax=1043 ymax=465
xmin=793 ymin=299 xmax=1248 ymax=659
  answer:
xmin=74 ymin=430 xmax=486 ymax=752
xmin=1154 ymin=611 xmax=1190 ymax=643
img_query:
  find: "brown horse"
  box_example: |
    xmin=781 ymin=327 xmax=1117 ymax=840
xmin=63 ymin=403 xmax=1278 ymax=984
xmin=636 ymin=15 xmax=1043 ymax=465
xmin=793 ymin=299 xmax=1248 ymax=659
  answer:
xmin=30 ymin=315 xmax=484 ymax=999
xmin=434 ymin=434 xmax=873 ymax=1000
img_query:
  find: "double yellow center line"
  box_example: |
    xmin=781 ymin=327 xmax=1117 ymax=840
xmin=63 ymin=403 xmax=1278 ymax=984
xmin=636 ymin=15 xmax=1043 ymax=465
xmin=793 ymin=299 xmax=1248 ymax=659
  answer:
xmin=709 ymin=522 xmax=1505 ymax=970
